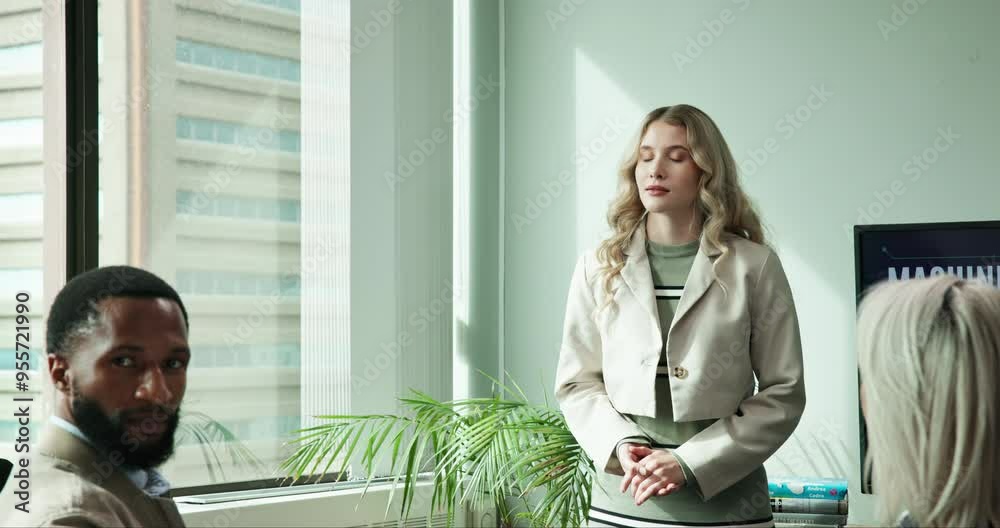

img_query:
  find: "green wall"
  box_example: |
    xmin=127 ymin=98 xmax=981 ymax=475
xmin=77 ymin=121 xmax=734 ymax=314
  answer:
xmin=499 ymin=1 xmax=1000 ymax=524
xmin=463 ymin=0 xmax=503 ymax=399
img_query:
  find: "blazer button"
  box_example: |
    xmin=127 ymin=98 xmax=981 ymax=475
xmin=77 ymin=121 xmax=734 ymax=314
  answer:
xmin=673 ymin=366 xmax=689 ymax=379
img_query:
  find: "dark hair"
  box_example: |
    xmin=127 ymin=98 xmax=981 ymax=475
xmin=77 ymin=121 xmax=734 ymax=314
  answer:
xmin=46 ymin=266 xmax=189 ymax=358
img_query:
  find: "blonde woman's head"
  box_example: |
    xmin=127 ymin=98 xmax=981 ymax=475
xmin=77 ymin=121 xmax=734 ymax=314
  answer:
xmin=858 ymin=275 xmax=1000 ymax=527
xmin=596 ymin=104 xmax=765 ymax=298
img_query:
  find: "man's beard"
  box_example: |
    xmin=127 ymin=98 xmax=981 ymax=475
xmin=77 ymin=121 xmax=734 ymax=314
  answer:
xmin=70 ymin=388 xmax=180 ymax=470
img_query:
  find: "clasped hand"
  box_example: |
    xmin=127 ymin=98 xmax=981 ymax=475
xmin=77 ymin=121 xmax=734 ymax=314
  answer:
xmin=617 ymin=443 xmax=686 ymax=506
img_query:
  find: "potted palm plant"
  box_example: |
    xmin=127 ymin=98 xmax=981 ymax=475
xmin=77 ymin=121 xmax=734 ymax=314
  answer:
xmin=280 ymin=373 xmax=593 ymax=528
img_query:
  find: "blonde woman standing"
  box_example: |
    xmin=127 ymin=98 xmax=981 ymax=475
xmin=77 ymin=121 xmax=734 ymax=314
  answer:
xmin=858 ymin=276 xmax=1000 ymax=528
xmin=554 ymin=105 xmax=806 ymax=527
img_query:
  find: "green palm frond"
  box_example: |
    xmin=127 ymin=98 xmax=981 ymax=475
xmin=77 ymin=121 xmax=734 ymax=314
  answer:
xmin=176 ymin=410 xmax=268 ymax=483
xmin=281 ymin=372 xmax=594 ymax=528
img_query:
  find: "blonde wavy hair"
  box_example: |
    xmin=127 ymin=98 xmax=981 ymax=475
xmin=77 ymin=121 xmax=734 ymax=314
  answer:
xmin=858 ymin=275 xmax=1000 ymax=527
xmin=596 ymin=105 xmax=765 ymax=299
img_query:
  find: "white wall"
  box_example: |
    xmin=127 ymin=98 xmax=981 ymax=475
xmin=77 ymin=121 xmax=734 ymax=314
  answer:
xmin=500 ymin=1 xmax=1000 ymax=525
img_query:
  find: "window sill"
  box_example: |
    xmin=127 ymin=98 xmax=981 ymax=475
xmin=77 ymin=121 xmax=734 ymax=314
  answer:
xmin=176 ymin=478 xmax=443 ymax=528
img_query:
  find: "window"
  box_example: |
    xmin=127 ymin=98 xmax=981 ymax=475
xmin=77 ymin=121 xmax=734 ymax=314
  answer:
xmin=1 ymin=0 xmax=457 ymax=501
xmin=0 ymin=1 xmax=46 ymax=461
xmin=89 ymin=0 xmax=455 ymax=492
xmin=96 ymin=0 xmax=307 ymax=488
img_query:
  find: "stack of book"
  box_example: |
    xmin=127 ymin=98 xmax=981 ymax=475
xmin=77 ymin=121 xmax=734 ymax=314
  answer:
xmin=769 ymin=477 xmax=848 ymax=527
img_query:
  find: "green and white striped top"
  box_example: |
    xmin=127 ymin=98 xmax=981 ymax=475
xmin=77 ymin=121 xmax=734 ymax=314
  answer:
xmin=587 ymin=238 xmax=773 ymax=528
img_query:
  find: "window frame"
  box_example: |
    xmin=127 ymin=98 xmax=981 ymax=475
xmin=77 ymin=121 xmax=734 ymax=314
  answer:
xmin=64 ymin=0 xmax=99 ymax=279
xmin=56 ymin=0 xmax=461 ymax=503
xmin=60 ymin=0 xmax=344 ymax=497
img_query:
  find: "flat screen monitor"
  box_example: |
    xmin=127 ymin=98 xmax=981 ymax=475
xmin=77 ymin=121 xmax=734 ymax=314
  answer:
xmin=854 ymin=220 xmax=1000 ymax=493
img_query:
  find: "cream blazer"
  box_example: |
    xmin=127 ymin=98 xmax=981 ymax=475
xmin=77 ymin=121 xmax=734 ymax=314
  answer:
xmin=553 ymin=225 xmax=806 ymax=500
